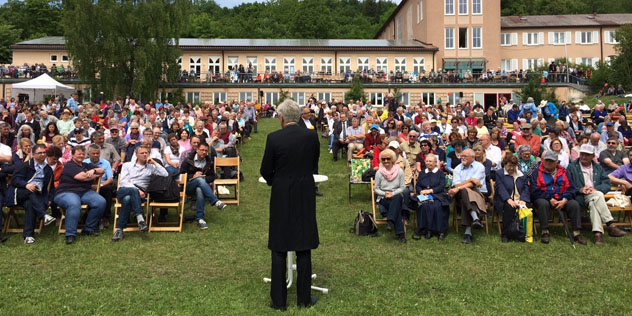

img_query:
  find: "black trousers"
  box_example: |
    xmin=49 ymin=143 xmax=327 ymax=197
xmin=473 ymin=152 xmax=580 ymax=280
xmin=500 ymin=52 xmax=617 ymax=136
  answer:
xmin=332 ymin=140 xmax=347 ymax=160
xmin=19 ymin=189 xmax=47 ymax=238
xmin=100 ymin=183 xmax=114 ymax=218
xmin=271 ymin=250 xmax=312 ymax=307
xmin=533 ymin=198 xmax=581 ymax=231
xmin=502 ymin=203 xmax=518 ymax=237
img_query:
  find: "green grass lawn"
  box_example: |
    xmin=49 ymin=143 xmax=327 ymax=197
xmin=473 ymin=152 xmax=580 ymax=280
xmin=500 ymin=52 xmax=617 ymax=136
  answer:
xmin=2 ymin=118 xmax=632 ymax=315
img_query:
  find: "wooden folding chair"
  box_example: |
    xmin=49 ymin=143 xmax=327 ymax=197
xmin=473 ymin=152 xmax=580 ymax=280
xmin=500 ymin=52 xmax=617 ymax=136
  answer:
xmin=370 ymin=179 xmax=407 ymax=232
xmin=148 ymin=173 xmax=188 ymax=232
xmin=213 ymin=157 xmax=240 ymax=205
xmin=58 ymin=177 xmax=102 ymax=234
xmin=3 ymin=206 xmax=44 ymax=234
xmin=112 ymin=176 xmax=150 ymax=233
xmin=604 ymin=184 xmax=632 ymax=228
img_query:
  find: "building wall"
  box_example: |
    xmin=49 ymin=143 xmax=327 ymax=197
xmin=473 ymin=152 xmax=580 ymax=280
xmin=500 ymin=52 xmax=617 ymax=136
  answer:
xmin=499 ymin=26 xmax=620 ymax=71
xmin=12 ymin=50 xmax=70 ymax=68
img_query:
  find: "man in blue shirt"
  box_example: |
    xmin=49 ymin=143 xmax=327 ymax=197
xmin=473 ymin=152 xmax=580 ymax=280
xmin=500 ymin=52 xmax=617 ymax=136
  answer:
xmin=66 ymin=93 xmax=79 ymax=114
xmin=448 ymin=149 xmax=488 ymax=244
xmin=84 ymin=144 xmax=115 ymax=229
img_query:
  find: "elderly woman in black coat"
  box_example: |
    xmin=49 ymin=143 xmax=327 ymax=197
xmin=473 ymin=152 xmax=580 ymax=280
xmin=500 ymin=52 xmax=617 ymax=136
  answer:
xmin=494 ymin=154 xmax=530 ymax=243
xmin=413 ymin=153 xmax=451 ymax=241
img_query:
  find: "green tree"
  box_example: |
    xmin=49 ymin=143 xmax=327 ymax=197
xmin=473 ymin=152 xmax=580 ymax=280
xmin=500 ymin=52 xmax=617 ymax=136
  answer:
xmin=0 ymin=23 xmax=22 ymax=64
xmin=345 ymin=76 xmax=367 ymax=103
xmin=517 ymin=76 xmax=558 ymax=106
xmin=62 ymin=0 xmax=191 ymax=100
xmin=611 ymin=24 xmax=632 ymax=90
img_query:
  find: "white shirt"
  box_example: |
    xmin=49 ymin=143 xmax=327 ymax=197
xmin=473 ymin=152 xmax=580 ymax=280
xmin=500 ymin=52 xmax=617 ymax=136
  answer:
xmin=485 ymin=144 xmax=503 ymax=170
xmin=0 ymin=143 xmax=11 ymax=157
xmin=302 ymin=118 xmax=314 ymax=129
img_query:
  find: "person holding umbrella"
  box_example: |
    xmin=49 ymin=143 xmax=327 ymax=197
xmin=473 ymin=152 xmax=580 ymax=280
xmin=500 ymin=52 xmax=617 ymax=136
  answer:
xmin=530 ymin=151 xmax=585 ymax=245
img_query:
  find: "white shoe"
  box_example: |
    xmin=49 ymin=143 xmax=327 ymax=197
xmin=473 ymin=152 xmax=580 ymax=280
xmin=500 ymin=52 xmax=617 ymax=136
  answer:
xmin=24 ymin=237 xmax=35 ymax=244
xmin=198 ymin=219 xmax=208 ymax=230
xmin=328 ymin=149 xmax=333 ymax=154
xmin=44 ymin=214 xmax=56 ymax=226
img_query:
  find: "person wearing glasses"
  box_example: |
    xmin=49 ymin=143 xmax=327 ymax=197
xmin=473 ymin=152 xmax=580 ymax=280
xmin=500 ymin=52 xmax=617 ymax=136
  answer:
xmin=414 ymin=139 xmax=434 ymax=172
xmin=448 ymin=149 xmax=487 ymax=244
xmin=599 ymin=137 xmax=628 ymax=174
xmin=5 ymin=144 xmax=55 ymax=245
xmin=400 ymin=130 xmax=420 ymax=172
xmin=514 ymin=123 xmax=541 ymax=157
xmin=374 ymin=148 xmax=407 ymax=243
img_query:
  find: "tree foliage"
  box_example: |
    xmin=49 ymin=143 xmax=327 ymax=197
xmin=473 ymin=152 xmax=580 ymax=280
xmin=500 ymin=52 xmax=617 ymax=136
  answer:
xmin=517 ymin=76 xmax=558 ymax=106
xmin=345 ymin=76 xmax=367 ymax=103
xmin=501 ymin=0 xmax=632 ymax=16
xmin=62 ymin=0 xmax=191 ymax=99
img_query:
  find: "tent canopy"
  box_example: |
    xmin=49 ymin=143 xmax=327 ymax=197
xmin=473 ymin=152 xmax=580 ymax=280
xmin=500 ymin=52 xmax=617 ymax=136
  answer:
xmin=11 ymin=73 xmax=74 ymax=102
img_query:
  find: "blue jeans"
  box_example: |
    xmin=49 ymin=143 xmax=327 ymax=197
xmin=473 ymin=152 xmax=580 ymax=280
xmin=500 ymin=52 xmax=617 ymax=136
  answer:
xmin=54 ymin=191 xmax=106 ymax=237
xmin=328 ymin=134 xmax=334 ymax=150
xmin=186 ymin=177 xmax=219 ymax=220
xmin=165 ymin=165 xmax=179 ymax=174
xmin=116 ymin=187 xmax=143 ymax=229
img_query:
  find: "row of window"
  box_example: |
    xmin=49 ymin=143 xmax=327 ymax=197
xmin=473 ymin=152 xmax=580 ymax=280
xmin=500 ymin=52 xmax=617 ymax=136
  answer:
xmin=500 ymin=30 xmax=619 ymax=46
xmin=183 ymin=91 xmax=447 ymax=107
xmin=500 ymin=57 xmax=602 ymax=72
xmin=445 ymin=27 xmax=483 ymax=49
xmin=445 ymin=0 xmax=482 ymax=16
xmin=183 ymin=56 xmax=427 ymax=74
xmin=50 ymin=54 xmax=69 ymax=63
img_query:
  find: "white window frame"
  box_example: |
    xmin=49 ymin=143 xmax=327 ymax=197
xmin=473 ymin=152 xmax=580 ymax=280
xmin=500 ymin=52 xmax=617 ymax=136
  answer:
xmin=398 ymin=93 xmax=410 ymax=106
xmin=239 ymin=92 xmax=254 ymax=102
xmin=458 ymin=0 xmax=467 ymax=15
xmin=422 ymin=92 xmax=435 ymax=105
xmin=227 ymin=56 xmax=239 ymax=70
xmin=186 ymin=92 xmax=200 ymax=104
xmin=291 ymin=92 xmax=305 ymax=105
xmin=396 ymin=17 xmax=403 ymax=40
xmin=265 ymin=57 xmax=277 ymax=72
xmin=214 ymin=92 xmax=226 ymax=104
xmin=208 ymin=56 xmax=221 ymax=74
xmin=472 ymin=27 xmax=482 ymax=49
xmin=413 ymin=57 xmax=425 ymax=73
xmin=445 ymin=28 xmax=455 ymax=49
xmin=357 ymin=57 xmax=369 ymax=71
xmin=61 ymin=55 xmax=69 ymax=63
xmin=395 ymin=57 xmax=407 ymax=72
xmin=50 ymin=54 xmax=58 ymax=63
xmin=472 ymin=0 xmax=481 ymax=15
xmin=576 ymin=31 xmax=598 ymax=45
xmin=548 ymin=32 xmax=570 ymax=45
xmin=522 ymin=58 xmax=543 ymax=71
xmin=448 ymin=92 xmax=462 ymax=105
xmin=501 ymin=59 xmax=518 ymax=72
xmin=320 ymin=57 xmax=332 ymax=74
xmin=317 ymin=92 xmax=331 ymax=102
xmin=265 ymin=92 xmax=279 ymax=105
xmin=339 ymin=57 xmax=351 ymax=73
xmin=302 ymin=57 xmax=314 ymax=73
xmin=283 ymin=57 xmax=295 ymax=73
xmin=445 ymin=0 xmax=454 ymax=15
xmin=370 ymin=92 xmax=384 ymax=106
xmin=458 ymin=27 xmax=468 ymax=49
xmin=417 ymin=0 xmax=423 ymax=23
xmin=246 ymin=56 xmax=257 ymax=74
xmin=523 ymin=32 xmax=544 ymax=46
xmin=605 ymin=30 xmax=619 ymax=44
xmin=376 ymin=57 xmax=388 ymax=73
xmin=189 ymin=56 xmax=201 ymax=77
xmin=500 ymin=33 xmax=511 ymax=46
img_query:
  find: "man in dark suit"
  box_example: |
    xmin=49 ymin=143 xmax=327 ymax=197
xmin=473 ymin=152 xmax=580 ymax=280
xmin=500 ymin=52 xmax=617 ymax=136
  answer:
xmin=331 ymin=112 xmax=348 ymax=161
xmin=260 ymin=99 xmax=320 ymax=310
xmin=297 ymin=106 xmax=317 ymax=131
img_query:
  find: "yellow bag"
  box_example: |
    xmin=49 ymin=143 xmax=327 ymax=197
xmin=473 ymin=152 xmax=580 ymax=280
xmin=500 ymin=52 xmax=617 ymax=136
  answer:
xmin=518 ymin=207 xmax=533 ymax=243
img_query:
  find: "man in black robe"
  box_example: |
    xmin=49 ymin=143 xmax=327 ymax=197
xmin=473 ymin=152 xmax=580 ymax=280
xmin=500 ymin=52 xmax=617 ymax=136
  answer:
xmin=260 ymin=99 xmax=320 ymax=310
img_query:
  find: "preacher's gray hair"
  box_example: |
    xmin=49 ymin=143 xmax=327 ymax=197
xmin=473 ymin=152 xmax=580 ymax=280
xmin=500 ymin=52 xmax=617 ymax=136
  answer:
xmin=277 ymin=99 xmax=300 ymax=123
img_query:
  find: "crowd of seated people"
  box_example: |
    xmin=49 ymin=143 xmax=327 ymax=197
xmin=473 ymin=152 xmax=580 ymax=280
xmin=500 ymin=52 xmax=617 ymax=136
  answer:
xmin=315 ymin=92 xmax=631 ymax=244
xmin=0 ymin=96 xmax=261 ymax=245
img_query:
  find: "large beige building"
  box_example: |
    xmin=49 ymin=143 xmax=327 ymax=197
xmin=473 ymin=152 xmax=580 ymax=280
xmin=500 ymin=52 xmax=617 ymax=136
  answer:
xmin=375 ymin=0 xmax=631 ymax=72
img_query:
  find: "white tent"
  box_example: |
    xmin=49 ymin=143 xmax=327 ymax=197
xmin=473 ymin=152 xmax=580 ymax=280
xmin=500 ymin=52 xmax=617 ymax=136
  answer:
xmin=11 ymin=73 xmax=74 ymax=102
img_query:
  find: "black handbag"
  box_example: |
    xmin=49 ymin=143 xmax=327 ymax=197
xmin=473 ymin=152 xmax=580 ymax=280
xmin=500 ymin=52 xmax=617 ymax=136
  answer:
xmin=506 ymin=210 xmax=526 ymax=242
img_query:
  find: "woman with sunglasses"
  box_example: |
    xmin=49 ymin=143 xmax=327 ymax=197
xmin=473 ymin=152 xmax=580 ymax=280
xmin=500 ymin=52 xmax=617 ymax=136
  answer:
xmin=413 ymin=154 xmax=450 ymax=241
xmin=374 ymin=149 xmax=407 ymax=243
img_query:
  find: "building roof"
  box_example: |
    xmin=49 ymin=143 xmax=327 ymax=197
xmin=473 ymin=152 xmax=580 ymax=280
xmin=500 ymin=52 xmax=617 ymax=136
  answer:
xmin=13 ymin=36 xmax=438 ymax=51
xmin=501 ymin=14 xmax=632 ymax=29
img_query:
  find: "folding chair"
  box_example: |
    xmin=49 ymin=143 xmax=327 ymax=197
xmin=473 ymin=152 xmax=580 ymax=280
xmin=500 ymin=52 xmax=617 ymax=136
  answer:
xmin=213 ymin=157 xmax=240 ymax=205
xmin=370 ymin=179 xmax=407 ymax=232
xmin=112 ymin=176 xmax=150 ymax=233
xmin=58 ymin=177 xmax=102 ymax=234
xmin=604 ymin=184 xmax=632 ymax=228
xmin=349 ymin=158 xmax=371 ymax=203
xmin=148 ymin=173 xmax=188 ymax=232
xmin=3 ymin=206 xmax=44 ymax=234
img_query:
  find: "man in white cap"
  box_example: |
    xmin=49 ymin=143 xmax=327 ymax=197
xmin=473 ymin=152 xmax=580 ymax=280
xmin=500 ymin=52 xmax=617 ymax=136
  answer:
xmin=568 ymin=144 xmax=626 ymax=245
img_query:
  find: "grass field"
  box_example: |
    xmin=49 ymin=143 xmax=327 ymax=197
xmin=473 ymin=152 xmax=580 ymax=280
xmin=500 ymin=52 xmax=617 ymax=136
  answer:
xmin=2 ymin=118 xmax=632 ymax=315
